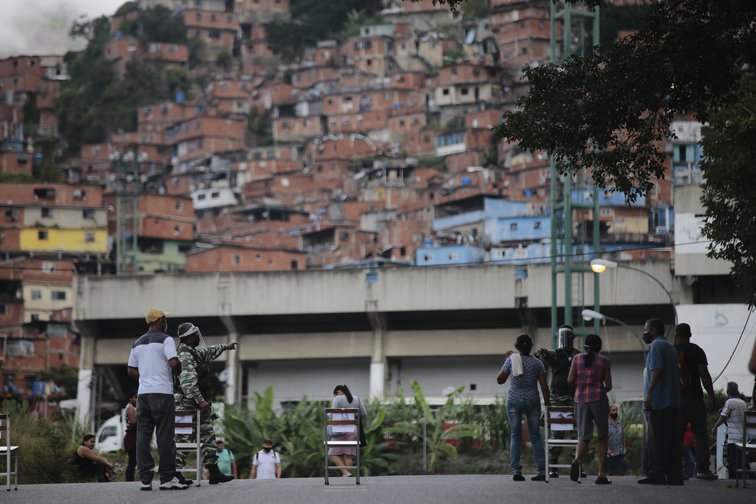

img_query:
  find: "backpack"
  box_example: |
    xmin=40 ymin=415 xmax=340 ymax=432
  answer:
xmin=254 ymin=449 xmax=279 ymax=465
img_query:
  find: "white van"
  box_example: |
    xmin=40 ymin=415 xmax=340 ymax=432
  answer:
xmin=95 ymin=412 xmax=125 ymax=453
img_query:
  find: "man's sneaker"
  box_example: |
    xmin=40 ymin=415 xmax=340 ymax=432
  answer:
xmin=696 ymin=471 xmax=718 ymax=481
xmin=140 ymin=482 xmax=152 ymax=491
xmin=549 ymin=471 xmax=560 ymax=478
xmin=158 ymin=477 xmax=189 ymax=490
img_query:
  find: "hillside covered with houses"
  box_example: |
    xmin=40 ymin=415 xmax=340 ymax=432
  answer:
xmin=1 ymin=0 xmax=681 ymax=399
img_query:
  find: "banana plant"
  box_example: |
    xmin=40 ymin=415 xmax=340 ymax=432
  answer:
xmin=222 ymin=386 xmax=281 ymax=473
xmin=359 ymin=401 xmax=401 ymax=475
xmin=386 ymin=379 xmax=477 ymax=473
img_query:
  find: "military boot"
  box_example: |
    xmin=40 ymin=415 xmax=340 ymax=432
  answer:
xmin=207 ymin=464 xmax=234 ymax=485
xmin=175 ymin=472 xmax=193 ymax=486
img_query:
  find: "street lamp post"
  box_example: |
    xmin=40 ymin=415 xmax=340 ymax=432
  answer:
xmin=581 ymin=308 xmax=646 ymax=360
xmin=590 ymin=258 xmax=678 ymax=326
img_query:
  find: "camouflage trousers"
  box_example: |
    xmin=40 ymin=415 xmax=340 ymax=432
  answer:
xmin=548 ymin=396 xmax=575 ymax=465
xmin=175 ymin=398 xmax=218 ymax=469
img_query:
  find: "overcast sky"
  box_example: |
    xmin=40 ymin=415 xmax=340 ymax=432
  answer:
xmin=1 ymin=0 xmax=125 ymax=58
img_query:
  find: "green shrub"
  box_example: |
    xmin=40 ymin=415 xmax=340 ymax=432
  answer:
xmin=1 ymin=402 xmax=72 ymax=483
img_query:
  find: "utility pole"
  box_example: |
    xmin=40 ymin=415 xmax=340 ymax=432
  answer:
xmin=549 ymin=2 xmax=601 ymax=347
xmin=112 ymin=149 xmax=142 ymax=274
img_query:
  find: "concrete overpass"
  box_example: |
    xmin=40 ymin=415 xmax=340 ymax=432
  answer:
xmin=73 ymin=262 xmax=682 ymax=422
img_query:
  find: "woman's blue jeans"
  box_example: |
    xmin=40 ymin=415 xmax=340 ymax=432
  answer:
xmin=506 ymin=397 xmax=545 ymax=475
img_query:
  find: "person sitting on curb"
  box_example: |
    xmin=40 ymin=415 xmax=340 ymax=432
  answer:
xmin=72 ymin=434 xmax=114 ymax=482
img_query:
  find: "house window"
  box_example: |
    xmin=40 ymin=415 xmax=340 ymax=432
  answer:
xmin=31 ymin=290 xmax=42 ymax=300
xmin=174 ymin=225 xmax=181 ymax=235
xmin=51 ymin=291 xmax=67 ymax=301
xmin=255 ymin=254 xmax=262 ymax=261
xmin=0 ymin=304 xmax=5 ymax=315
xmin=85 ymin=232 xmax=96 ymax=242
xmin=42 ymin=261 xmax=55 ymax=273
xmin=38 ymin=230 xmax=48 ymax=240
xmin=291 ymin=260 xmax=298 ymax=270
xmin=461 ymin=87 xmax=469 ymax=96
xmin=175 ymin=202 xmax=183 ymax=212
xmin=41 ymin=207 xmax=52 ymax=218
xmin=83 ymin=208 xmax=95 ymax=219
xmin=534 ymin=221 xmax=541 ymax=229
xmin=510 ymin=223 xmax=518 ymax=231
xmin=195 ymin=12 xmax=202 ymax=21
xmin=442 ymin=88 xmax=450 ymax=96
xmin=211 ymin=192 xmax=220 ymax=198
xmin=34 ymin=188 xmax=55 ymax=200
xmin=233 ymin=255 xmax=241 ymax=265
xmin=197 ymin=194 xmax=206 ymax=200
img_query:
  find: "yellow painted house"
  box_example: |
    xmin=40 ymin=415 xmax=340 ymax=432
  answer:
xmin=17 ymin=205 xmax=109 ymax=254
xmin=20 ymin=228 xmax=108 ymax=253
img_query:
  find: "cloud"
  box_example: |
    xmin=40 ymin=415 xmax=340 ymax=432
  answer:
xmin=1 ymin=0 xmax=125 ymax=58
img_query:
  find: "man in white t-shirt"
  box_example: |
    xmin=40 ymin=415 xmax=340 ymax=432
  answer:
xmin=712 ymin=382 xmax=747 ymax=479
xmin=249 ymin=439 xmax=281 ymax=480
xmin=127 ymin=308 xmax=186 ymax=491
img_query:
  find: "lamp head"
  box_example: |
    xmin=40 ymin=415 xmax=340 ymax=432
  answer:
xmin=581 ymin=309 xmax=605 ymax=321
xmin=590 ymin=258 xmax=618 ymax=273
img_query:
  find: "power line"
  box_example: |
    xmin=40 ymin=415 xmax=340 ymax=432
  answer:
xmin=0 ymin=238 xmax=714 ymax=273
xmin=710 ymin=306 xmax=755 ymax=385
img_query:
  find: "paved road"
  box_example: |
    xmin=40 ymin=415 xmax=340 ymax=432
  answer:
xmin=5 ymin=475 xmax=756 ymax=504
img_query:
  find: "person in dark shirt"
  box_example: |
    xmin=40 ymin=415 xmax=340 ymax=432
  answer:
xmin=674 ymin=323 xmax=718 ymax=480
xmin=536 ymin=324 xmax=579 ymax=477
xmin=72 ymin=434 xmax=114 ymax=482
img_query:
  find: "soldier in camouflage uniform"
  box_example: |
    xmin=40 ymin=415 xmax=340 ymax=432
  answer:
xmin=536 ymin=324 xmax=580 ymax=478
xmin=174 ymin=322 xmax=238 ymax=485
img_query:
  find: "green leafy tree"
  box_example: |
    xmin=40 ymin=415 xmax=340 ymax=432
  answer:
xmin=265 ymin=0 xmax=383 ymax=61
xmin=493 ymin=0 xmax=754 ymax=199
xmin=700 ymin=74 xmax=756 ymax=305
xmin=462 ymin=0 xmax=490 ymax=20
xmin=188 ymin=35 xmax=207 ymax=69
xmin=486 ymin=0 xmax=756 ymax=302
xmin=216 ymin=50 xmax=232 ymax=70
xmin=166 ymin=67 xmax=190 ymax=97
xmin=139 ymin=5 xmax=187 ymax=43
xmin=338 ymin=9 xmax=381 ymax=39
xmin=114 ymin=1 xmax=139 ymax=16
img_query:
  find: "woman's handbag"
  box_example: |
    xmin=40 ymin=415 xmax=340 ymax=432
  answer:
xmin=358 ymin=417 xmax=367 ymax=447
xmin=358 ymin=397 xmax=367 ymax=447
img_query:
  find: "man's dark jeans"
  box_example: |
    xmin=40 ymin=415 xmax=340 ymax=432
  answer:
xmin=647 ymin=407 xmax=682 ymax=482
xmin=679 ymin=392 xmax=711 ymax=473
xmin=136 ymin=393 xmax=177 ymax=484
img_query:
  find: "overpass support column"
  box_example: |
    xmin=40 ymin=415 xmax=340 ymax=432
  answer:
xmin=366 ymin=303 xmax=387 ymax=401
xmin=221 ymin=316 xmax=241 ymax=406
xmin=75 ymin=321 xmax=97 ymax=429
